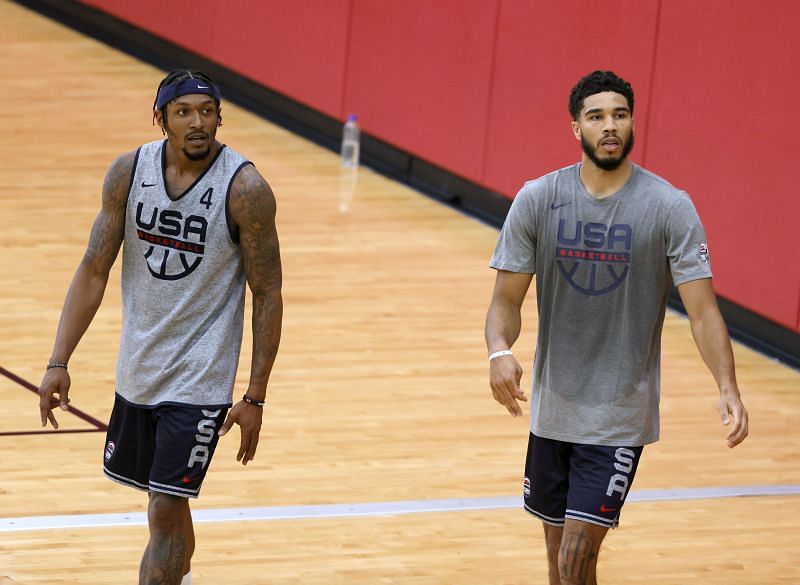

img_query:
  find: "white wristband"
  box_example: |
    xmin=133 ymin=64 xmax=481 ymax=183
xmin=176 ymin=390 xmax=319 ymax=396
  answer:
xmin=488 ymin=349 xmax=513 ymax=361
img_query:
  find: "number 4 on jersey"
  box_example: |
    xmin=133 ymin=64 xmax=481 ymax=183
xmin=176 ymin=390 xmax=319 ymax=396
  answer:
xmin=200 ymin=188 xmax=214 ymax=209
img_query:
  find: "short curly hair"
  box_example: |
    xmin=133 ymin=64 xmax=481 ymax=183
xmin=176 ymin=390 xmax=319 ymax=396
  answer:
xmin=569 ymin=71 xmax=634 ymax=120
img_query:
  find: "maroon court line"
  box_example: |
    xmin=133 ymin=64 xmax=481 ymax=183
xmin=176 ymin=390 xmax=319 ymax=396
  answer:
xmin=0 ymin=365 xmax=108 ymax=431
xmin=0 ymin=429 xmax=103 ymax=437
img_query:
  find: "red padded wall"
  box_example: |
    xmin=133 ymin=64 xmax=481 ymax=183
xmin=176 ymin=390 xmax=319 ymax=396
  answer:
xmin=645 ymin=0 xmax=800 ymax=328
xmin=483 ymin=0 xmax=660 ymax=198
xmin=79 ymin=0 xmax=216 ymax=56
xmin=210 ymin=1 xmax=350 ymax=118
xmin=342 ymin=0 xmax=500 ymax=184
xmin=75 ymin=0 xmax=800 ymax=330
xmin=79 ymin=0 xmax=350 ymax=117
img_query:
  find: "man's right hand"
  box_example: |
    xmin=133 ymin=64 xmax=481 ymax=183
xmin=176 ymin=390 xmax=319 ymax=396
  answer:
xmin=489 ymin=354 xmax=527 ymax=417
xmin=39 ymin=368 xmax=71 ymax=429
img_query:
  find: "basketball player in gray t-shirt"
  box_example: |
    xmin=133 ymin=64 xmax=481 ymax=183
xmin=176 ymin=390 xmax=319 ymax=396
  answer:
xmin=38 ymin=69 xmax=283 ymax=585
xmin=485 ymin=71 xmax=748 ymax=584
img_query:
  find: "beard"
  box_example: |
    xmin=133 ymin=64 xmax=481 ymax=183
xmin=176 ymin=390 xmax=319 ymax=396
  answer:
xmin=581 ymin=130 xmax=634 ymax=171
xmin=162 ymin=115 xmax=215 ymax=161
xmin=183 ymin=146 xmax=211 ymax=161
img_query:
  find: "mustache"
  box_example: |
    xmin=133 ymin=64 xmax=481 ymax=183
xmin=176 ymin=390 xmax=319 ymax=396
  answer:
xmin=598 ymin=134 xmax=622 ymax=146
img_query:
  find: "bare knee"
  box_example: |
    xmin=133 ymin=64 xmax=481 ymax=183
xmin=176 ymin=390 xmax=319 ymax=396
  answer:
xmin=148 ymin=492 xmax=189 ymax=534
xmin=142 ymin=493 xmax=192 ymax=582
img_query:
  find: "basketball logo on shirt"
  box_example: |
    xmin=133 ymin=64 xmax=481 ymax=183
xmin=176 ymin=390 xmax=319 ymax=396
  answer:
xmin=556 ymin=220 xmax=632 ymax=296
xmin=135 ymin=202 xmax=208 ymax=280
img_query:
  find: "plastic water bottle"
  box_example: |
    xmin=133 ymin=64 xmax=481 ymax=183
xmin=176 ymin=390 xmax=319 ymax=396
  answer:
xmin=340 ymin=114 xmax=360 ymax=168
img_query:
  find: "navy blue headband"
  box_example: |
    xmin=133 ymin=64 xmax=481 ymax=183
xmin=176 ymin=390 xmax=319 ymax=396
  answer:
xmin=156 ymin=78 xmax=221 ymax=110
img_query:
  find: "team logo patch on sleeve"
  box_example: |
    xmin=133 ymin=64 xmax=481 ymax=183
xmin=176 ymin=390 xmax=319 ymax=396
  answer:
xmin=698 ymin=242 xmax=710 ymax=263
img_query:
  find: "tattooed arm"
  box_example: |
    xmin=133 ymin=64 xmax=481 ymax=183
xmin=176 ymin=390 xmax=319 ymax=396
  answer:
xmin=218 ymin=164 xmax=283 ymax=465
xmin=38 ymin=152 xmax=133 ymax=428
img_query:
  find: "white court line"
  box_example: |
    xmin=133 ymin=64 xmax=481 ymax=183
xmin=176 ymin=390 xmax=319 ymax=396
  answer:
xmin=2 ymin=484 xmax=799 ymax=532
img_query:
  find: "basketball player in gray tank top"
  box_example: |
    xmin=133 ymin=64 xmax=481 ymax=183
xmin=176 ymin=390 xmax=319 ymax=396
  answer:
xmin=38 ymin=69 xmax=283 ymax=585
xmin=485 ymin=71 xmax=748 ymax=585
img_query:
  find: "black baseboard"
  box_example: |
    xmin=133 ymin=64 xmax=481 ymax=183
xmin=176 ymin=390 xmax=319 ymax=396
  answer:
xmin=668 ymin=292 xmax=799 ymax=370
xmin=14 ymin=0 xmax=799 ymax=370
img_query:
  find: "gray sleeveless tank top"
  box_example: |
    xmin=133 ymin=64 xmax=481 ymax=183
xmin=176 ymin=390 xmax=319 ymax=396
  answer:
xmin=117 ymin=140 xmax=250 ymax=407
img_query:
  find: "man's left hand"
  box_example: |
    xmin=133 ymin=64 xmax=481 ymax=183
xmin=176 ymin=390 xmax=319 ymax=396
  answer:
xmin=719 ymin=390 xmax=749 ymax=448
xmin=219 ymin=400 xmax=263 ymax=464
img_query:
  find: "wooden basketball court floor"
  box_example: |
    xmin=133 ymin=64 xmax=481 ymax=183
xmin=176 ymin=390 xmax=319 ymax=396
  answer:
xmin=1 ymin=2 xmax=798 ymax=583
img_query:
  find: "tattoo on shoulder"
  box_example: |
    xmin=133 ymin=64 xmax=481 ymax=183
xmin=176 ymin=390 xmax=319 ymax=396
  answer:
xmin=231 ymin=165 xmax=276 ymax=218
xmin=103 ymin=152 xmax=136 ymax=207
xmin=84 ymin=152 xmax=133 ymax=266
xmin=229 ymin=166 xmax=281 ymax=291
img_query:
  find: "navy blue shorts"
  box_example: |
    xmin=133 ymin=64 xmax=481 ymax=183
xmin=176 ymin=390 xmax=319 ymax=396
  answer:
xmin=523 ymin=432 xmax=643 ymax=529
xmin=103 ymin=394 xmax=228 ymax=499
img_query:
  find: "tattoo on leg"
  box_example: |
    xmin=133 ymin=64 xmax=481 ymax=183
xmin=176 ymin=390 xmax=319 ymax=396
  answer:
xmin=139 ymin=544 xmax=149 ymax=584
xmin=140 ymin=533 xmax=187 ymax=585
xmin=560 ymin=529 xmax=597 ymax=584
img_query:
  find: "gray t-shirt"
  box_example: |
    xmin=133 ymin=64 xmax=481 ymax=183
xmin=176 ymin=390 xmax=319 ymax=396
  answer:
xmin=117 ymin=140 xmax=251 ymax=408
xmin=490 ymin=163 xmax=712 ymax=446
